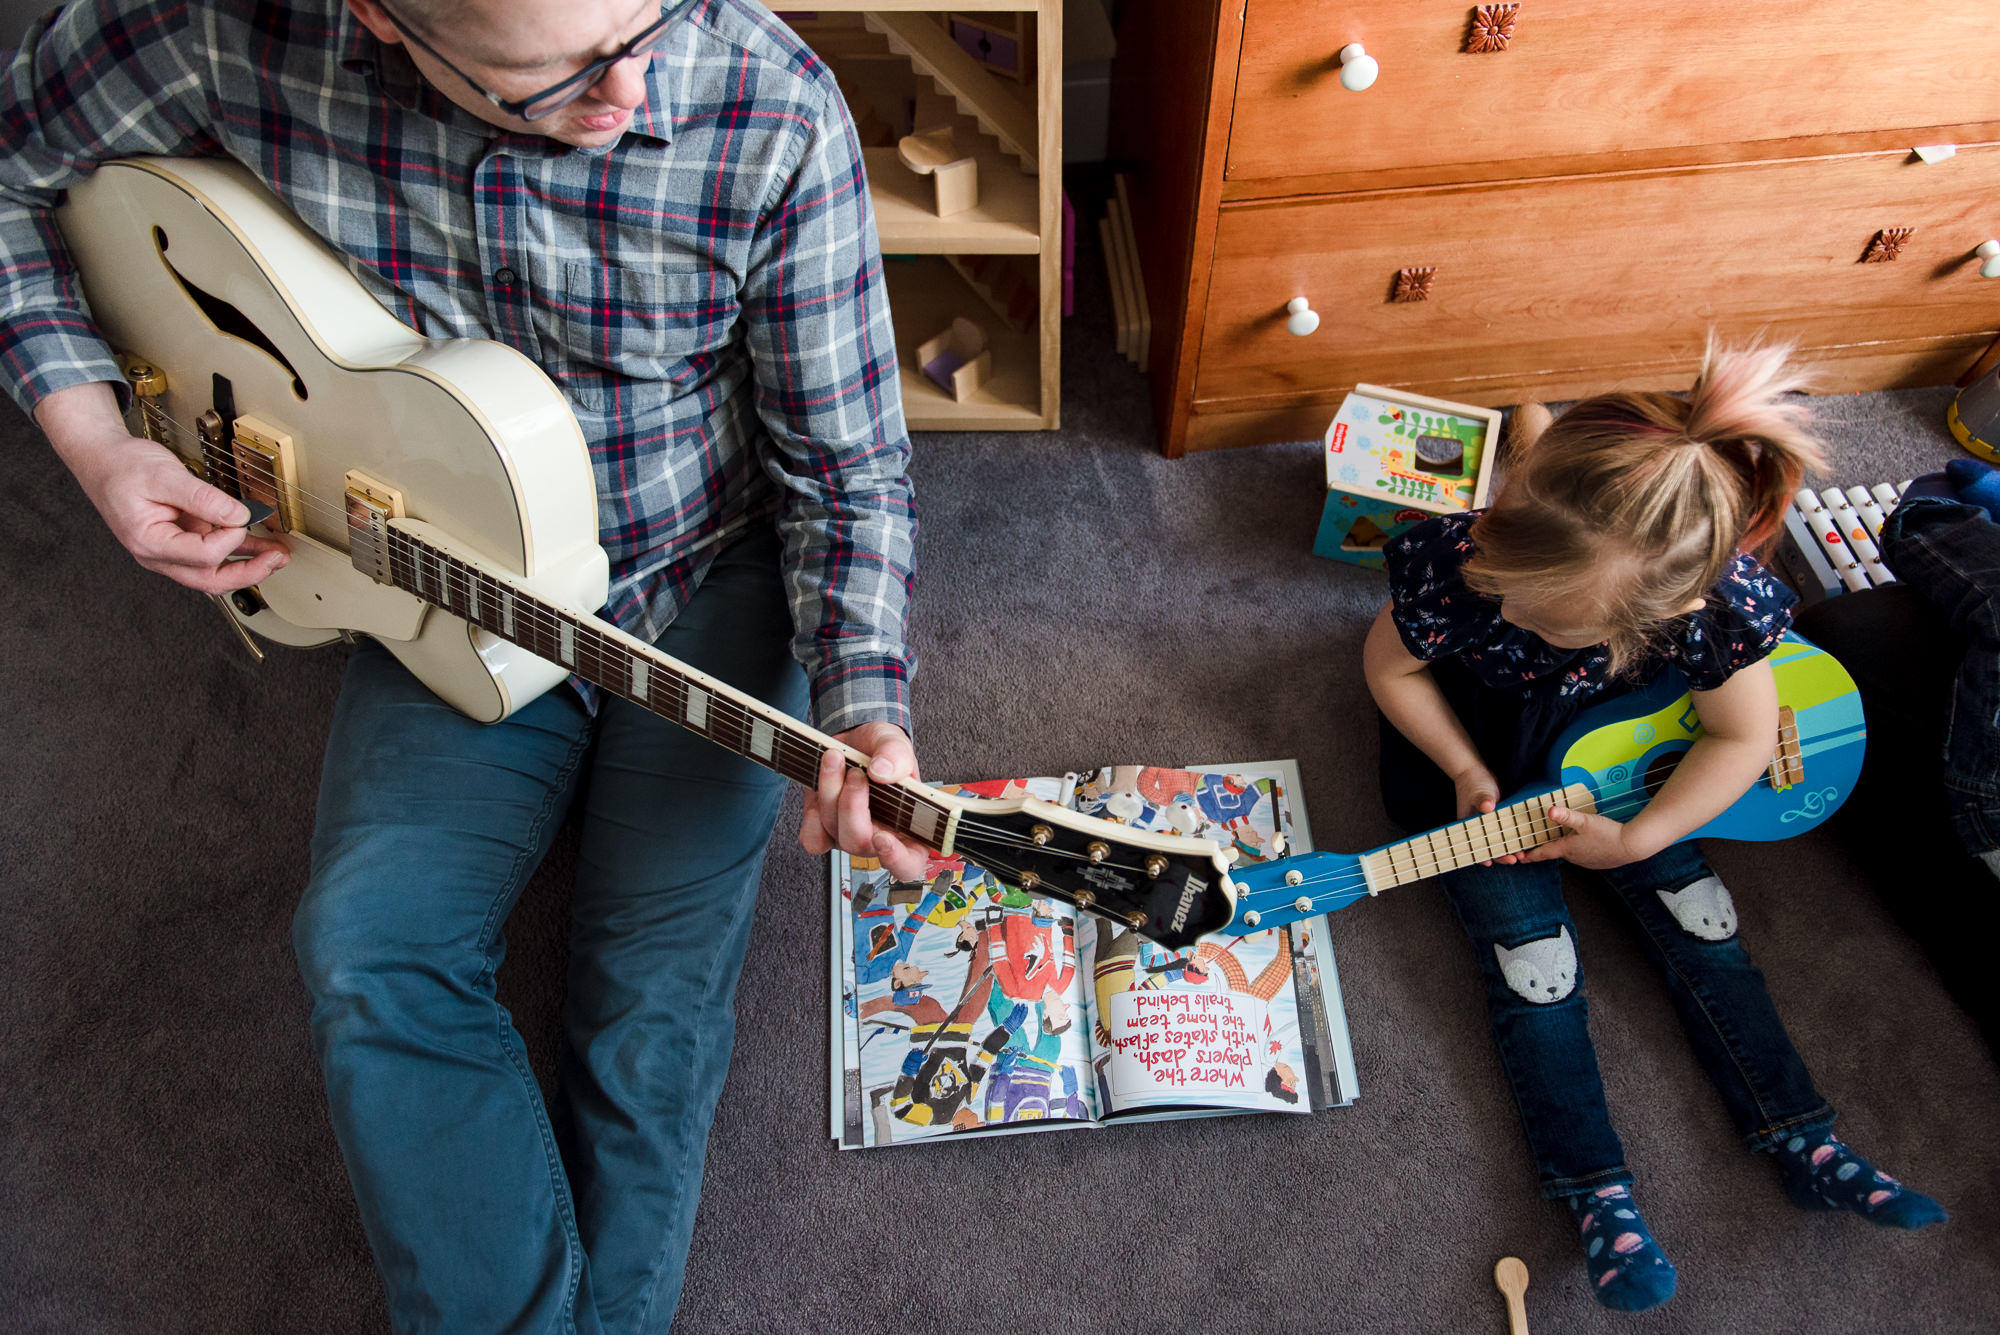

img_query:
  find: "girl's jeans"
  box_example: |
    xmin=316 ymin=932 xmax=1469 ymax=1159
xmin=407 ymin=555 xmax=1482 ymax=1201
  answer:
xmin=1438 ymin=842 xmax=1835 ymax=1198
xmin=292 ymin=530 xmax=806 ymax=1335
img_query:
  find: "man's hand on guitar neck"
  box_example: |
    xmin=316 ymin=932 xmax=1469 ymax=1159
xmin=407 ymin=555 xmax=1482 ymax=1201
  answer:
xmin=798 ymin=722 xmax=931 ymax=882
xmin=36 ymin=380 xmax=289 ymax=594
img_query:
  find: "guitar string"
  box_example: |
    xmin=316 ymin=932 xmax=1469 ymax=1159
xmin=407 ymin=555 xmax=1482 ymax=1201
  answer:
xmin=161 ymin=427 xmax=1248 ymax=874
xmin=163 ymin=424 xmax=1189 ymax=869
xmin=137 ymin=408 xmax=1812 ymax=889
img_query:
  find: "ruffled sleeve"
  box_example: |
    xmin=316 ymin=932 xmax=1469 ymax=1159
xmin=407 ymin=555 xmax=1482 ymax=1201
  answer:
xmin=1665 ymin=554 xmax=1798 ymax=691
xmin=1382 ymin=514 xmax=1495 ymax=662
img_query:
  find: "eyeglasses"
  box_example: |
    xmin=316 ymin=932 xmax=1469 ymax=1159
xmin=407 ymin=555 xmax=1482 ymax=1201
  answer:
xmin=381 ymin=4 xmax=670 ymax=122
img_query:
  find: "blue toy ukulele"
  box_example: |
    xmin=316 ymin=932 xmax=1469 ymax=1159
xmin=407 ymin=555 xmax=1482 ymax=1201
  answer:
xmin=1223 ymin=632 xmax=1864 ymax=933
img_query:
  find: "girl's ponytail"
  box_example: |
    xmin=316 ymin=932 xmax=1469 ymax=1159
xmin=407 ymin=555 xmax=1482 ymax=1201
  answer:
xmin=1682 ymin=341 xmax=1825 ymax=552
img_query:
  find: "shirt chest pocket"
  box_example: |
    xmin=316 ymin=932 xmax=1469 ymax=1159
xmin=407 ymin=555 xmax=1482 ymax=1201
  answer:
xmin=547 ymin=262 xmax=740 ymax=410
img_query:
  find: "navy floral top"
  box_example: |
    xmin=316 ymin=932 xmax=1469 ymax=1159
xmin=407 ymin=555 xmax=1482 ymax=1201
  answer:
xmin=1384 ymin=513 xmax=1796 ymax=701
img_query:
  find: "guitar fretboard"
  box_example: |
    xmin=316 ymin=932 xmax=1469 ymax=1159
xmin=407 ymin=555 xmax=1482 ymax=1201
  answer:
xmin=383 ymin=523 xmax=953 ymax=849
xmin=1361 ymin=782 xmax=1595 ymax=891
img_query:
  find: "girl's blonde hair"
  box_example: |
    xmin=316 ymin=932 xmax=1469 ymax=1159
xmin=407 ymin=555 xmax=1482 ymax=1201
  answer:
xmin=1464 ymin=342 xmax=1825 ymax=675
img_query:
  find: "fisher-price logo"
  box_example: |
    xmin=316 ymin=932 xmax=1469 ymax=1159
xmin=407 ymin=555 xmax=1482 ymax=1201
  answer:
xmin=1329 ymin=423 xmax=1348 ymax=453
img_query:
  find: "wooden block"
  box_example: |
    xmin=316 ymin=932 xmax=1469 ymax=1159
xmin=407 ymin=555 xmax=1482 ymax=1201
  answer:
xmin=1099 ymin=214 xmax=1131 ymax=358
xmin=916 ymin=315 xmax=993 ymax=403
xmin=1112 ymin=175 xmax=1151 ymax=374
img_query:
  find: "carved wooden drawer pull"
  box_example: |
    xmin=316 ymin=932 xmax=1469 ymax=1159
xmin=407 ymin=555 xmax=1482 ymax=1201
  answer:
xmin=1466 ymin=4 xmax=1519 ymax=53
xmin=1861 ymin=228 xmax=1915 ymax=263
xmin=1391 ymin=267 xmax=1437 ymax=302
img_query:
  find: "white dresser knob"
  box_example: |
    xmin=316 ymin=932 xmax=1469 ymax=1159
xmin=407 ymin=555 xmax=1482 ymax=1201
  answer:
xmin=1338 ymin=43 xmax=1379 ymax=92
xmin=1285 ymin=296 xmax=1321 ymax=336
xmin=1978 ymin=239 xmax=2000 ymax=278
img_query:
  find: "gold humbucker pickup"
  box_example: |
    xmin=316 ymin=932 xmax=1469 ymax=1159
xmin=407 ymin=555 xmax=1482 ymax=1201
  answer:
xmin=344 ymin=470 xmax=406 ymax=585
xmin=231 ymin=415 xmax=302 ymax=534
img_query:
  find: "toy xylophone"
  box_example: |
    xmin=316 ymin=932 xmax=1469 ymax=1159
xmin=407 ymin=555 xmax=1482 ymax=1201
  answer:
xmin=1776 ymin=482 xmax=1910 ymax=602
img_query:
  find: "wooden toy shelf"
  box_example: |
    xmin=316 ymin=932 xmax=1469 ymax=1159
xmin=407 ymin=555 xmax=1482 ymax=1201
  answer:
xmin=782 ymin=2 xmax=1062 ymax=431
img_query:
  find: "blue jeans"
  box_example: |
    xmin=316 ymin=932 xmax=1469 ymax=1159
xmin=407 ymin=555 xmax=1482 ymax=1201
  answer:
xmin=294 ymin=530 xmax=806 ymax=1335
xmin=1879 ymin=489 xmax=2000 ymax=854
xmin=1439 ymin=842 xmax=1834 ymax=1198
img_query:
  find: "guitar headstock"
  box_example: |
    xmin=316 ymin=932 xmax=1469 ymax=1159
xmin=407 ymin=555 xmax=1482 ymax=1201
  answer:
xmin=942 ymin=795 xmax=1237 ymax=949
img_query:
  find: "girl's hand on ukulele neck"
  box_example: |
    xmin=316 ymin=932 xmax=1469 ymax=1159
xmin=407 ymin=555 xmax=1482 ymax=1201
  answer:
xmin=1451 ymin=763 xmax=1522 ymax=865
xmin=1518 ymin=804 xmax=1660 ymax=870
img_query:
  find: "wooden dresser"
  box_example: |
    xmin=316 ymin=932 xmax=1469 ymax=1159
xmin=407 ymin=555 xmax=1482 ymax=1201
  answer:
xmin=1111 ymin=1 xmax=2000 ymax=457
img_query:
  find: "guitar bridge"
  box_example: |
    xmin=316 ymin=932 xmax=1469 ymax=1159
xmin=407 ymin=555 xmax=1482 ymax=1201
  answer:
xmin=1766 ymin=705 xmax=1804 ymax=790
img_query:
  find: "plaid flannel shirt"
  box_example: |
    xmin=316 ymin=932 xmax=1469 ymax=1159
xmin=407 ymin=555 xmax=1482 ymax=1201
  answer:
xmin=0 ymin=0 xmax=917 ymax=733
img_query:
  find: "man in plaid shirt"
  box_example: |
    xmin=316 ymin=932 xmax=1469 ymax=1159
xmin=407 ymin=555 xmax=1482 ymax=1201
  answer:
xmin=2 ymin=0 xmax=928 ymax=1328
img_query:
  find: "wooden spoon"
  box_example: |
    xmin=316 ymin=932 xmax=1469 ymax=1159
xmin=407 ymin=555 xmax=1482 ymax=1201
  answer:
xmin=1494 ymin=1256 xmax=1530 ymax=1335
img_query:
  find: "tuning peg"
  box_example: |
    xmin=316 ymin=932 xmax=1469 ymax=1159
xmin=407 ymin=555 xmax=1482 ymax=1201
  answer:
xmin=1144 ymin=854 xmax=1168 ymax=878
xmin=1073 ymin=890 xmax=1095 ymax=908
xmin=1018 ymin=870 xmax=1041 ymax=890
xmin=1285 ymin=869 xmax=1304 ymax=886
xmin=1030 ymin=823 xmax=1053 ymax=846
xmin=1124 ymin=910 xmax=1149 ymax=928
xmin=1270 ymin=832 xmax=1287 ymax=855
xmin=1086 ymin=841 xmax=1110 ymax=863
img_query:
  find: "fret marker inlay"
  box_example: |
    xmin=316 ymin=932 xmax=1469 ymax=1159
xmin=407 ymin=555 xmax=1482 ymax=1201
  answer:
xmin=749 ymin=718 xmax=775 ymax=761
xmin=910 ymin=803 xmax=939 ymax=844
xmin=630 ymin=658 xmax=649 ymax=699
xmin=501 ymin=589 xmax=516 ymax=636
xmin=558 ymin=623 xmax=575 ymax=666
xmin=686 ymin=686 xmax=709 ymax=730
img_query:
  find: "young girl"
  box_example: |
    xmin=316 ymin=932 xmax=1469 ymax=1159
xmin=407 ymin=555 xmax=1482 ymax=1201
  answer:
xmin=1365 ymin=345 xmax=1946 ymax=1313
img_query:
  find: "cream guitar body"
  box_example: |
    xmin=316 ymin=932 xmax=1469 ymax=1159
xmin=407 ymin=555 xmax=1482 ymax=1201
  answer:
xmin=54 ymin=156 xmax=1243 ymax=949
xmin=57 ymin=156 xmax=605 ymax=722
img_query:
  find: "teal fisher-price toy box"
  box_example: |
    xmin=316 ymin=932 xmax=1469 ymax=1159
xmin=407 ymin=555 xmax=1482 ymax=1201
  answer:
xmin=1313 ymin=384 xmax=1503 ymax=568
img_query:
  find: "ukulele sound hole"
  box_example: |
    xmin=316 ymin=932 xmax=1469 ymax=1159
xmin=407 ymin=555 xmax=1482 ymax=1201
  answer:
xmin=152 ymin=225 xmax=308 ymax=401
xmin=1644 ymin=748 xmax=1684 ymax=795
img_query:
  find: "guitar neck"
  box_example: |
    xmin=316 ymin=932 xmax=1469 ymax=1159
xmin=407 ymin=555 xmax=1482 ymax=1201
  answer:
xmin=1359 ymin=781 xmax=1596 ymax=892
xmin=384 ymin=522 xmax=954 ymax=849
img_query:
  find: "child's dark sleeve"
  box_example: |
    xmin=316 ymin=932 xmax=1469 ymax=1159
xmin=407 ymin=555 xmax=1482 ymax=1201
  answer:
xmin=1381 ymin=514 xmax=1487 ymax=663
xmin=1669 ymin=555 xmax=1798 ymax=690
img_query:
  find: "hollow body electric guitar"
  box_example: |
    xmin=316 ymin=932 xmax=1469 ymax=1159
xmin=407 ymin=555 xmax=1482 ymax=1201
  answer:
xmin=1223 ymin=633 xmax=1865 ymax=933
xmin=57 ymin=157 xmax=1239 ymax=948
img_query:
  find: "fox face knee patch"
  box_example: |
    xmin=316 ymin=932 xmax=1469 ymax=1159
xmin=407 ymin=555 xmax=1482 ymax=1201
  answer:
xmin=1655 ymin=876 xmax=1738 ymax=941
xmin=1494 ymin=926 xmax=1577 ymax=1004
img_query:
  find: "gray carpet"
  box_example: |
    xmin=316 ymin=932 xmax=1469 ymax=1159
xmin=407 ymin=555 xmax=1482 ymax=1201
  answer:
xmin=5 ymin=204 xmax=1998 ymax=1334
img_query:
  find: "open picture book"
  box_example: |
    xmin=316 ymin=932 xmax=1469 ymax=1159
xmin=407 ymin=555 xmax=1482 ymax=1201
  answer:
xmin=829 ymin=760 xmax=1359 ymax=1149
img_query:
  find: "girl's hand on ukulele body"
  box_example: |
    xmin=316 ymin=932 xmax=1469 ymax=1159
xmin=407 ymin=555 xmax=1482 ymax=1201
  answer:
xmin=1517 ymin=804 xmax=1661 ymax=870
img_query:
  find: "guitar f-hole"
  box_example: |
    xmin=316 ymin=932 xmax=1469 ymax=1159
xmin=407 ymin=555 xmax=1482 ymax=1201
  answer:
xmin=153 ymin=225 xmax=309 ymax=401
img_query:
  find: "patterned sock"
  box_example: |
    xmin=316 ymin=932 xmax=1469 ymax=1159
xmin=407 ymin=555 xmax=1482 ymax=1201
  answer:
xmin=1772 ymin=1128 xmax=1948 ymax=1229
xmin=1946 ymin=457 xmax=2000 ymax=520
xmin=1567 ymin=1185 xmax=1677 ymax=1313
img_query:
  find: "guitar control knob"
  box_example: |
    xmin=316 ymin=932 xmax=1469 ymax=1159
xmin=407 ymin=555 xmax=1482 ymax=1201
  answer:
xmin=1125 ymin=910 xmax=1149 ymax=928
xmin=1073 ymin=889 xmax=1095 ymax=908
xmin=1030 ymin=823 xmax=1054 ymax=846
xmin=1285 ymin=297 xmax=1320 ymax=337
xmin=1018 ymin=870 xmax=1041 ymax=891
xmin=1087 ymin=841 xmax=1111 ymax=864
xmin=1145 ymin=855 xmax=1168 ymax=878
xmin=1338 ymin=42 xmax=1379 ymax=92
xmin=1285 ymin=869 xmax=1304 ymax=887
